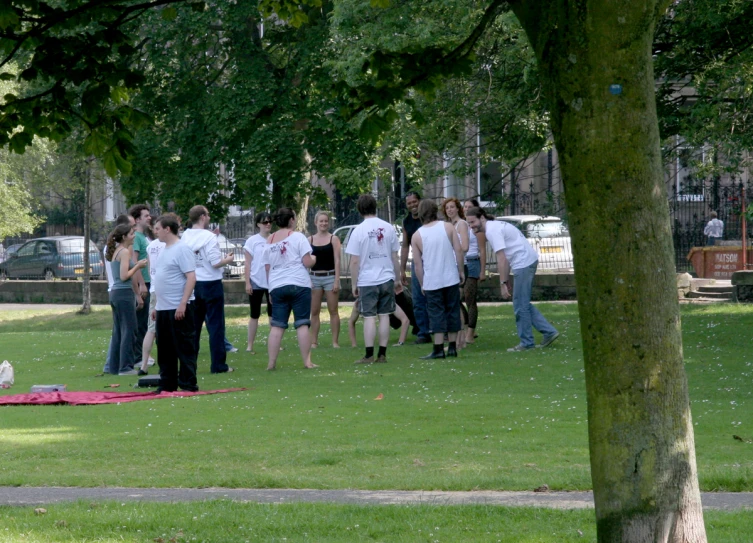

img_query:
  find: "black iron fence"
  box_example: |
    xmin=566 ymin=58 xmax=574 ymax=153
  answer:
xmin=669 ymin=179 xmax=753 ymax=273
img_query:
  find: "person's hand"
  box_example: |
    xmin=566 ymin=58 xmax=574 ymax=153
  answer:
xmin=352 ymin=285 xmax=359 ymax=298
xmin=150 ymin=310 xmax=156 ymax=322
xmin=221 ymin=254 xmax=234 ymax=266
xmin=176 ymin=302 xmax=186 ymax=320
xmin=136 ymin=297 xmax=144 ymax=310
xmin=139 ymin=284 xmax=148 ymax=297
xmin=400 ymin=271 xmax=408 ymax=286
xmin=500 ymin=282 xmax=511 ymax=300
xmin=479 ymin=270 xmax=486 ymax=283
xmin=212 ymin=226 xmax=221 ymax=235
xmin=459 ymin=272 xmax=465 ymax=286
xmin=245 ymin=284 xmax=253 ymax=295
xmin=136 ymin=258 xmax=148 ymax=269
xmin=394 ymin=281 xmax=403 ymax=295
xmin=332 ymin=279 xmax=340 ymax=294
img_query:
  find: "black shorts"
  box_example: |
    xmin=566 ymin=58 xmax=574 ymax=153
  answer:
xmin=248 ymin=288 xmax=272 ymax=320
xmin=425 ymin=284 xmax=462 ymax=334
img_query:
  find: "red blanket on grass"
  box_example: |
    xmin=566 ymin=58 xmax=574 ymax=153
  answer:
xmin=0 ymin=388 xmax=247 ymax=406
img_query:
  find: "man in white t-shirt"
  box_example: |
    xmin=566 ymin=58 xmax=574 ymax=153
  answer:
xmin=466 ymin=207 xmax=559 ymax=352
xmin=152 ymin=214 xmax=198 ymax=392
xmin=181 ymin=205 xmax=235 ymax=374
xmin=137 ymin=226 xmax=168 ymax=375
xmin=346 ymin=194 xmax=401 ymax=364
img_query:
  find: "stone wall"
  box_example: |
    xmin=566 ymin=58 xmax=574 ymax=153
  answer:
xmin=0 ymin=274 xmax=578 ymax=305
xmin=732 ymin=271 xmax=753 ymax=303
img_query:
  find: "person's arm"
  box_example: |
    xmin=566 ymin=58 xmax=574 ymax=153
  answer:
xmin=175 ymin=271 xmax=196 ymax=320
xmin=704 ymin=222 xmax=711 ymax=236
xmin=302 ymin=252 xmax=316 ymax=268
xmin=448 ymin=223 xmax=465 ymax=285
xmin=207 ymin=239 xmax=233 ymax=268
xmin=119 ymin=249 xmax=147 ymax=282
xmin=244 ymin=249 xmax=253 ymax=295
xmin=332 ymin=236 xmax=341 ymax=294
xmin=349 ymin=255 xmax=360 ymax=297
xmin=496 ymin=250 xmax=511 ymax=300
xmin=457 ymin=221 xmax=470 ymax=253
xmin=411 ymin=236 xmax=424 ymax=289
xmin=476 ymin=231 xmax=487 ymax=281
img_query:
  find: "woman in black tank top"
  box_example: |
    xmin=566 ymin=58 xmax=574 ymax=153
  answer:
xmin=309 ymin=211 xmax=341 ymax=348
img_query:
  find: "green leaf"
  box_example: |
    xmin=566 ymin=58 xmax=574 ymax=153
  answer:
xmin=9 ymin=131 xmax=32 ymax=154
xmin=190 ymin=2 xmax=207 ymax=12
xmin=83 ymin=130 xmax=110 ymax=156
xmin=0 ymin=6 xmax=19 ymax=30
xmin=370 ymin=0 xmax=391 ymax=8
xmin=162 ymin=7 xmax=178 ymax=21
xmin=103 ymin=151 xmax=118 ymax=178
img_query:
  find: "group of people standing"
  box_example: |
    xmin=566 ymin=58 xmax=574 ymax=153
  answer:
xmin=102 ymin=190 xmax=560 ymax=392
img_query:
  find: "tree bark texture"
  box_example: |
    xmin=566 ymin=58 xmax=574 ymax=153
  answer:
xmin=510 ymin=1 xmax=706 ymax=541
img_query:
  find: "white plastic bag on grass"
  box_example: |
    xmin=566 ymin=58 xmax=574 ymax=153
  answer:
xmin=0 ymin=360 xmax=14 ymax=388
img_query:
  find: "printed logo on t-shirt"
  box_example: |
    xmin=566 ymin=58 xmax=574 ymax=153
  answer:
xmin=368 ymin=228 xmax=386 ymax=244
xmin=268 ymin=241 xmax=290 ymax=269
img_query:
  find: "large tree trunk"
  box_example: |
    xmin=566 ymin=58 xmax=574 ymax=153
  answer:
xmin=510 ymin=1 xmax=707 ymax=541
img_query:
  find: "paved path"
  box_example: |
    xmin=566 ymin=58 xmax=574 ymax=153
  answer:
xmin=1 ymin=487 xmax=752 ymax=510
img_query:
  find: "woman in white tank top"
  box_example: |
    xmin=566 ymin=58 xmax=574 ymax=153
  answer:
xmin=442 ymin=198 xmax=469 ymax=349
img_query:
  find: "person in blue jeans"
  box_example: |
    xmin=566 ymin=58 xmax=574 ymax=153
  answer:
xmin=466 ymin=207 xmax=559 ymax=352
xmin=263 ymin=207 xmax=318 ymax=370
xmin=400 ymin=191 xmax=431 ymax=343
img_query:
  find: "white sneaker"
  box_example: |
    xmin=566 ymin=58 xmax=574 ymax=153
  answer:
xmin=118 ymin=369 xmax=138 ymax=376
xmin=147 ymin=358 xmax=155 ymax=367
xmin=228 ymin=347 xmax=239 ymax=353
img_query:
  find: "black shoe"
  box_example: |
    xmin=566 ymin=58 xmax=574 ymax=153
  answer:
xmin=446 ymin=347 xmax=458 ymax=358
xmin=137 ymin=369 xmax=148 ymax=376
xmin=413 ymin=337 xmax=431 ymax=345
xmin=420 ymin=351 xmax=445 ymax=360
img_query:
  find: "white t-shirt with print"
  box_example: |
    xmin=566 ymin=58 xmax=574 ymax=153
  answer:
xmin=180 ymin=228 xmax=223 ymax=282
xmin=484 ymin=220 xmax=538 ymax=270
xmin=243 ymin=234 xmax=269 ymax=289
xmin=154 ymin=241 xmax=196 ymax=311
xmin=146 ymin=239 xmax=166 ymax=294
xmin=345 ymin=217 xmax=400 ymax=287
xmin=263 ymin=231 xmax=313 ymax=291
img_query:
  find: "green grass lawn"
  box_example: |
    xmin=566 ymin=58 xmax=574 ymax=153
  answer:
xmin=0 ymin=303 xmax=752 ymax=491
xmin=1 ymin=501 xmax=752 ymax=543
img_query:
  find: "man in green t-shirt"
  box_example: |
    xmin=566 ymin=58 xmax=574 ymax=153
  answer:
xmin=129 ymin=204 xmax=152 ymax=367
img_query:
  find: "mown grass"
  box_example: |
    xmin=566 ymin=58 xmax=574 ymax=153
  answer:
xmin=1 ymin=500 xmax=752 ymax=543
xmin=0 ymin=303 xmax=752 ymax=491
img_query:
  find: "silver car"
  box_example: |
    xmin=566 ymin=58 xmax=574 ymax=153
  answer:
xmin=495 ymin=215 xmax=574 ymax=270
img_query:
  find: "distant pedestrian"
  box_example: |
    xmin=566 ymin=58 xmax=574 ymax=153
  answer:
xmin=347 ymin=194 xmax=401 ymax=364
xmin=152 ymin=214 xmax=199 ymax=392
xmin=243 ymin=211 xmax=273 ymax=354
xmin=309 ymin=211 xmax=342 ymax=349
xmin=704 ymin=211 xmax=724 ymax=246
xmin=466 ymin=207 xmax=559 ymax=352
xmin=412 ymin=200 xmax=464 ymax=359
xmin=400 ymin=191 xmax=431 ymax=344
xmin=264 ymin=207 xmax=318 ymax=370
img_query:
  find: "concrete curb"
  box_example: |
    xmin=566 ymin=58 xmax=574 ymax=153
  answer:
xmin=2 ymin=487 xmax=752 ymax=510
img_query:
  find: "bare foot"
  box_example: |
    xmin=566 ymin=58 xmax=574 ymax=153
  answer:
xmin=304 ymin=363 xmax=319 ymax=369
xmin=332 ymin=344 xmax=340 ymax=349
xmin=266 ymin=364 xmax=276 ymax=371
xmin=247 ymin=349 xmax=256 ymax=355
xmin=311 ymin=343 xmax=318 ymax=349
xmin=351 ymin=344 xmax=357 ymax=348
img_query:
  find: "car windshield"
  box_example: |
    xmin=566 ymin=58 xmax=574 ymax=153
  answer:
xmin=524 ymin=221 xmax=569 ymax=239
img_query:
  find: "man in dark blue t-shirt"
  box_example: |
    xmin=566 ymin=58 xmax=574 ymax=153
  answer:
xmin=400 ymin=191 xmax=431 ymax=343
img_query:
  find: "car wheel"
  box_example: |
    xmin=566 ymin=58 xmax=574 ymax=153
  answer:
xmin=44 ymin=269 xmax=55 ymax=281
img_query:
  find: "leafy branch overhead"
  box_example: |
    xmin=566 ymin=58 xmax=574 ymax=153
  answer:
xmin=0 ymin=0 xmax=204 ymax=176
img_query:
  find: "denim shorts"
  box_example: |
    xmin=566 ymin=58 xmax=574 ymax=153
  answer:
xmin=270 ymin=284 xmax=312 ymax=329
xmin=358 ymin=280 xmax=396 ymax=317
xmin=465 ymin=258 xmax=481 ymax=279
xmin=310 ymin=273 xmax=336 ymax=291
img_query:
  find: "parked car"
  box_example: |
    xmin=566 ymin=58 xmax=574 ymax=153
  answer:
xmin=0 ymin=236 xmax=104 ymax=280
xmin=217 ymin=234 xmax=245 ymax=278
xmin=495 ymin=215 xmax=574 ymax=270
xmin=4 ymin=243 xmax=23 ymax=261
xmin=334 ymin=224 xmax=410 ymax=277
